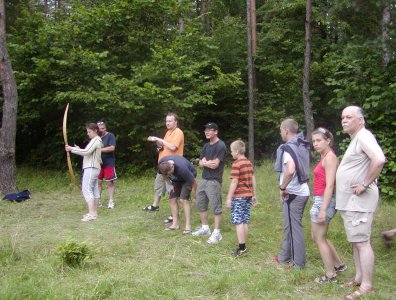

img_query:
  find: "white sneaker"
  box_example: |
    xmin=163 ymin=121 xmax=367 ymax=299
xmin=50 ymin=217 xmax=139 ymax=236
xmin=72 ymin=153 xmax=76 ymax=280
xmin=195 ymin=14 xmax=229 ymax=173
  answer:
xmin=207 ymin=232 xmax=222 ymax=244
xmin=108 ymin=200 xmax=114 ymax=209
xmin=192 ymin=226 xmax=211 ymax=236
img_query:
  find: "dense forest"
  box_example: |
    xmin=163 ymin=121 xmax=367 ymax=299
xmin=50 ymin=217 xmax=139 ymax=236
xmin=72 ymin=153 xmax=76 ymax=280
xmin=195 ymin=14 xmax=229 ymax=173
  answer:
xmin=1 ymin=0 xmax=395 ymax=200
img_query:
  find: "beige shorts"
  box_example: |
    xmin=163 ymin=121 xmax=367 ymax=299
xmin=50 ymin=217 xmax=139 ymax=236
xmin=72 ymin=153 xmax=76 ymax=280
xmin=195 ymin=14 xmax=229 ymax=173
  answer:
xmin=339 ymin=210 xmax=374 ymax=243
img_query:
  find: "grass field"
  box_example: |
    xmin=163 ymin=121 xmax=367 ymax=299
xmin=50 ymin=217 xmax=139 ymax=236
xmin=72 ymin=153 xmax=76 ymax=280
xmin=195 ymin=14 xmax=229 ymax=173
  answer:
xmin=0 ymin=162 xmax=395 ymax=299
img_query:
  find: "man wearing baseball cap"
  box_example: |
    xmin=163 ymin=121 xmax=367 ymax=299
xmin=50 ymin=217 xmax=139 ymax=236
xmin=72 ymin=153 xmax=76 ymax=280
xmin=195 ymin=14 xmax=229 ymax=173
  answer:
xmin=192 ymin=122 xmax=227 ymax=244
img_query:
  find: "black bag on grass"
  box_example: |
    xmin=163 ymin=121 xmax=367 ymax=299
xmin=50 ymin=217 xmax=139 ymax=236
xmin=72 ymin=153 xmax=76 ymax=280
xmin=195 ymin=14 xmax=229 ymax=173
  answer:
xmin=2 ymin=190 xmax=31 ymax=202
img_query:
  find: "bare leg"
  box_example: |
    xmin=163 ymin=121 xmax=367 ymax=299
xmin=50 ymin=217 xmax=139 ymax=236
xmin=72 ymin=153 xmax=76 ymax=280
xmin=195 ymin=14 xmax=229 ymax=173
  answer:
xmin=107 ymin=180 xmax=115 ymax=202
xmin=214 ymin=214 xmax=222 ymax=230
xmin=236 ymin=224 xmax=248 ymax=244
xmin=352 ymin=244 xmax=363 ymax=283
xmin=199 ymin=211 xmax=209 ymax=226
xmin=312 ymin=223 xmax=336 ymax=277
xmin=354 ymin=241 xmax=374 ymax=290
xmin=181 ymin=199 xmax=191 ymax=230
xmin=169 ymin=198 xmax=179 ymax=229
xmin=87 ymin=199 xmax=97 ymax=216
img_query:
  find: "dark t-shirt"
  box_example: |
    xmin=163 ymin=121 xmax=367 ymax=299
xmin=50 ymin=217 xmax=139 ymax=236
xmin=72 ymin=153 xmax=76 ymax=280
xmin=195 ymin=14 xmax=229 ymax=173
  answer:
xmin=101 ymin=132 xmax=116 ymax=167
xmin=200 ymin=139 xmax=227 ymax=183
xmin=158 ymin=155 xmax=196 ymax=184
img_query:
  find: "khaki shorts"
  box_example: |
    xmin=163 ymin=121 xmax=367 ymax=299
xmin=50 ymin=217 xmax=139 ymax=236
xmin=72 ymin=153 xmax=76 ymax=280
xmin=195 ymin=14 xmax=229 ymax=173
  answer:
xmin=339 ymin=210 xmax=374 ymax=243
xmin=154 ymin=172 xmax=166 ymax=198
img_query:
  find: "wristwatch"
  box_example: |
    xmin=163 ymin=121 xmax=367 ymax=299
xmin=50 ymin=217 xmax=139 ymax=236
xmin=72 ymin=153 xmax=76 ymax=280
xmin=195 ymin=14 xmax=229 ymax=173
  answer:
xmin=280 ymin=187 xmax=286 ymax=191
xmin=362 ymin=182 xmax=369 ymax=189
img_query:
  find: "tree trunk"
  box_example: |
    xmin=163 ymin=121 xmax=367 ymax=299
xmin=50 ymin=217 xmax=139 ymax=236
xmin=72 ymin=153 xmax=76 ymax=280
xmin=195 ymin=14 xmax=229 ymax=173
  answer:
xmin=199 ymin=0 xmax=212 ymax=31
xmin=302 ymin=0 xmax=314 ymax=142
xmin=247 ymin=0 xmax=256 ymax=162
xmin=382 ymin=1 xmax=391 ymax=67
xmin=178 ymin=0 xmax=184 ymax=33
xmin=0 ymin=0 xmax=18 ymax=194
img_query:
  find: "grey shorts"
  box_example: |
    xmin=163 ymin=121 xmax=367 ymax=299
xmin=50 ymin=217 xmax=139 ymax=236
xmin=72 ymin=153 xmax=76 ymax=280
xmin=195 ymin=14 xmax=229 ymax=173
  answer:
xmin=339 ymin=210 xmax=374 ymax=243
xmin=154 ymin=172 xmax=166 ymax=198
xmin=196 ymin=179 xmax=222 ymax=215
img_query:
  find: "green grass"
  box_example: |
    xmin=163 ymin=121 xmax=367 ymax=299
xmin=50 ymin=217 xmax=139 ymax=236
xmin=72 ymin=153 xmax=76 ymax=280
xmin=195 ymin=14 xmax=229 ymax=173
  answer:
xmin=0 ymin=162 xmax=395 ymax=299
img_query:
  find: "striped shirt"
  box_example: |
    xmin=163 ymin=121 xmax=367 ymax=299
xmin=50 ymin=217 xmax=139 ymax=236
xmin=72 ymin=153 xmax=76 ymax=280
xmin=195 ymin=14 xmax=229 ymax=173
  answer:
xmin=230 ymin=158 xmax=254 ymax=198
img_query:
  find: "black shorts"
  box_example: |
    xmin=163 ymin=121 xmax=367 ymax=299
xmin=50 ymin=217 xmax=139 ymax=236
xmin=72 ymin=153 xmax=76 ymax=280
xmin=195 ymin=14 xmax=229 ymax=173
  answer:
xmin=169 ymin=181 xmax=193 ymax=200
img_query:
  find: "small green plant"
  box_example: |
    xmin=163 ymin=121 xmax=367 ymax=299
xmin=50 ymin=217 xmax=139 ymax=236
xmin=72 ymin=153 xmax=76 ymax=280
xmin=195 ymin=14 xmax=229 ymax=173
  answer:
xmin=56 ymin=240 xmax=92 ymax=268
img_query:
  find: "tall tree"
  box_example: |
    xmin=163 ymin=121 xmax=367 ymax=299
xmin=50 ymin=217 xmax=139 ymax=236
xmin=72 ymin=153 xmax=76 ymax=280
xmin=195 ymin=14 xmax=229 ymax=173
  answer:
xmin=0 ymin=0 xmax=18 ymax=194
xmin=302 ymin=0 xmax=314 ymax=141
xmin=247 ymin=0 xmax=256 ymax=162
xmin=382 ymin=1 xmax=391 ymax=67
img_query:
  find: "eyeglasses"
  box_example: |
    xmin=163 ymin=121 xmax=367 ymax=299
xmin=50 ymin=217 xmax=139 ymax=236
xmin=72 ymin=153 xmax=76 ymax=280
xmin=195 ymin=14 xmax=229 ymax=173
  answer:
xmin=97 ymin=121 xmax=105 ymax=125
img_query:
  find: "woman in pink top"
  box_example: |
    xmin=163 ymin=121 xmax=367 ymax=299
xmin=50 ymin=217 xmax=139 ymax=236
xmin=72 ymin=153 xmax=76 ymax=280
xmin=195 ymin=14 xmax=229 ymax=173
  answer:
xmin=311 ymin=128 xmax=345 ymax=283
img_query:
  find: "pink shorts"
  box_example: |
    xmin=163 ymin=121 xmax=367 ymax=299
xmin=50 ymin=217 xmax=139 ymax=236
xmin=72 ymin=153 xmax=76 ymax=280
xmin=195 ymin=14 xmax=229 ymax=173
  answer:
xmin=98 ymin=166 xmax=117 ymax=181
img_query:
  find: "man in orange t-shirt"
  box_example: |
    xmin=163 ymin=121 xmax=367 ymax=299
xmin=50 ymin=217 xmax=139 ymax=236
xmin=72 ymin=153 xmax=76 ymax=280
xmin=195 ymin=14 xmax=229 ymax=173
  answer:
xmin=144 ymin=113 xmax=184 ymax=212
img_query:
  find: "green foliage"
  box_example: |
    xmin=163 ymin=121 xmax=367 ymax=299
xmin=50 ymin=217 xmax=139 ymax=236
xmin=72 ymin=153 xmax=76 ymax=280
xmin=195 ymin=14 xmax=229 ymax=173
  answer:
xmin=56 ymin=240 xmax=92 ymax=268
xmin=4 ymin=0 xmax=396 ymax=199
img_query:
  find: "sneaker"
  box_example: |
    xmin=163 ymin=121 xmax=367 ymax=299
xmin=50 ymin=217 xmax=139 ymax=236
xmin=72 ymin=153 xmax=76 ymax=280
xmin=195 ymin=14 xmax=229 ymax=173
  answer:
xmin=108 ymin=200 xmax=114 ymax=209
xmin=231 ymin=247 xmax=247 ymax=257
xmin=98 ymin=200 xmax=103 ymax=208
xmin=192 ymin=227 xmax=211 ymax=236
xmin=207 ymin=232 xmax=222 ymax=244
xmin=334 ymin=264 xmax=347 ymax=273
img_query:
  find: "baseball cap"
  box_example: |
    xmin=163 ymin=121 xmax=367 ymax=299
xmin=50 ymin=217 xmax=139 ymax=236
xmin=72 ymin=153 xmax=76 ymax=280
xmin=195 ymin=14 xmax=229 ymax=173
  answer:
xmin=204 ymin=122 xmax=218 ymax=130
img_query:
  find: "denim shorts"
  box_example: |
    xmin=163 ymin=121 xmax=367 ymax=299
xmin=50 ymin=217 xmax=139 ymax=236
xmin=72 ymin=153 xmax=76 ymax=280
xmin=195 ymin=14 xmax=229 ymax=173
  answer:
xmin=310 ymin=196 xmax=336 ymax=224
xmin=231 ymin=197 xmax=252 ymax=224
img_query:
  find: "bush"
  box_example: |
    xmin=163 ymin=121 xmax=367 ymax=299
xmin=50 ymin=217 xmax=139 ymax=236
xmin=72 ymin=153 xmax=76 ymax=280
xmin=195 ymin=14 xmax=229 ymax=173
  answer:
xmin=56 ymin=240 xmax=92 ymax=268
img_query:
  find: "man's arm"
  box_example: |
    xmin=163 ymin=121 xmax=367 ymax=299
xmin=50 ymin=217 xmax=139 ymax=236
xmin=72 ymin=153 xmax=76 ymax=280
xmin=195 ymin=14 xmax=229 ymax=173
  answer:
xmin=279 ymin=157 xmax=295 ymax=200
xmin=101 ymin=145 xmax=115 ymax=153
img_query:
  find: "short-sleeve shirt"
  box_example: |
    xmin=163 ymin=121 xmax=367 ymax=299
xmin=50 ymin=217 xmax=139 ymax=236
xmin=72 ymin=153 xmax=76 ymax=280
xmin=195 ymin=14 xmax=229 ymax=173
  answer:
xmin=101 ymin=132 xmax=116 ymax=167
xmin=200 ymin=139 xmax=227 ymax=183
xmin=158 ymin=128 xmax=184 ymax=161
xmin=336 ymin=128 xmax=384 ymax=212
xmin=158 ymin=155 xmax=196 ymax=184
xmin=280 ymin=152 xmax=310 ymax=196
xmin=230 ymin=158 xmax=254 ymax=198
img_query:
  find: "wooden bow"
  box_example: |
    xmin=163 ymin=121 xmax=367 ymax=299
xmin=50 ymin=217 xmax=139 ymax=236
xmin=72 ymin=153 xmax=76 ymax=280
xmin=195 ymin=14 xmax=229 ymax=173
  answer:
xmin=63 ymin=103 xmax=79 ymax=187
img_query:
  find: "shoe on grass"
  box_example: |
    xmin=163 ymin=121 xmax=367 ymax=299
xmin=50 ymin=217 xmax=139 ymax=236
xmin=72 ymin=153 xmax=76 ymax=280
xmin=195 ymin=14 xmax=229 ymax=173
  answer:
xmin=207 ymin=232 xmax=222 ymax=244
xmin=314 ymin=274 xmax=337 ymax=284
xmin=335 ymin=264 xmax=347 ymax=273
xmin=108 ymin=200 xmax=114 ymax=209
xmin=81 ymin=214 xmax=97 ymax=222
xmin=192 ymin=227 xmax=211 ymax=236
xmin=231 ymin=247 xmax=247 ymax=257
xmin=143 ymin=205 xmax=159 ymax=211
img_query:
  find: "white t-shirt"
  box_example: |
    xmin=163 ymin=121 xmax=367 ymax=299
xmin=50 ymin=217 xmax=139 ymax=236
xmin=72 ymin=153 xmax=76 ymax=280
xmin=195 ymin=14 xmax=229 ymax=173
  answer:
xmin=280 ymin=152 xmax=310 ymax=196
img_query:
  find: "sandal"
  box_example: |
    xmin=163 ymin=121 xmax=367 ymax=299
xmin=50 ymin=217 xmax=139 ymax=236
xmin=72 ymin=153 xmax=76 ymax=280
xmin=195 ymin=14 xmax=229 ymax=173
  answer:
xmin=335 ymin=264 xmax=348 ymax=273
xmin=182 ymin=229 xmax=191 ymax=235
xmin=345 ymin=287 xmax=374 ymax=300
xmin=314 ymin=274 xmax=337 ymax=284
xmin=164 ymin=216 xmax=173 ymax=224
xmin=81 ymin=214 xmax=97 ymax=222
xmin=143 ymin=205 xmax=159 ymax=212
xmin=165 ymin=226 xmax=179 ymax=231
xmin=341 ymin=280 xmax=361 ymax=288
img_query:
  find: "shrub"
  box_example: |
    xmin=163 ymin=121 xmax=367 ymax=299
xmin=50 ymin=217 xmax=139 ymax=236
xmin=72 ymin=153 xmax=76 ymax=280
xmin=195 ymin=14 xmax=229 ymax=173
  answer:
xmin=56 ymin=240 xmax=92 ymax=268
